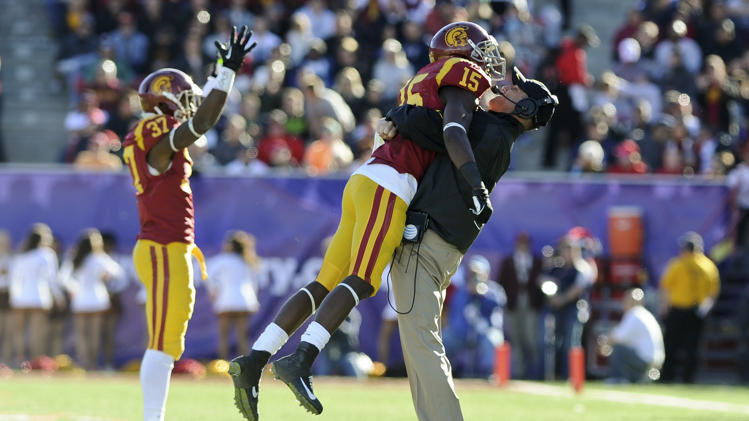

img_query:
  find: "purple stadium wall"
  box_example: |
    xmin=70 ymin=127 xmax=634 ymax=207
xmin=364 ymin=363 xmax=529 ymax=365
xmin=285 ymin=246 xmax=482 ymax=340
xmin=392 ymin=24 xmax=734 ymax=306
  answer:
xmin=0 ymin=170 xmax=730 ymax=365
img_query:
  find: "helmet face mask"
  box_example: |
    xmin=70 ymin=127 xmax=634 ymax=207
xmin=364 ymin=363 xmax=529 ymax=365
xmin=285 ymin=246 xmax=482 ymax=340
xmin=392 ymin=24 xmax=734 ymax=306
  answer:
xmin=166 ymin=86 xmax=203 ymax=121
xmin=468 ymin=37 xmax=505 ymax=81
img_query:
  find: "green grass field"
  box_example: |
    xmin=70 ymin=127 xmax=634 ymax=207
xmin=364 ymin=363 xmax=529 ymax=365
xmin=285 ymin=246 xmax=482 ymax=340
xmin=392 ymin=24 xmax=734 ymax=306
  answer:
xmin=1 ymin=372 xmax=748 ymax=421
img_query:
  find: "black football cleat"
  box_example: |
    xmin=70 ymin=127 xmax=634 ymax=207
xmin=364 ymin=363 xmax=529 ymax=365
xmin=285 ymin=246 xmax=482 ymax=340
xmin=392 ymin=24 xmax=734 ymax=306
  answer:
xmin=229 ymin=355 xmax=264 ymax=421
xmin=271 ymin=354 xmax=323 ymax=415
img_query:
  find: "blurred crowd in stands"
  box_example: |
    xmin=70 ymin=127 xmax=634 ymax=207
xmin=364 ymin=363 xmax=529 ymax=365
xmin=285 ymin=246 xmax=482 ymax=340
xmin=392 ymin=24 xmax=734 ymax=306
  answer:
xmin=42 ymin=0 xmax=749 ymax=177
xmin=564 ymin=2 xmax=749 ymax=177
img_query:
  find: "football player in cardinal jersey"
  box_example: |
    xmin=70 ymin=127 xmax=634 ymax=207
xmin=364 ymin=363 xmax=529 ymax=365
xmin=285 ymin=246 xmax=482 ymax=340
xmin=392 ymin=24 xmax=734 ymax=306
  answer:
xmin=122 ymin=26 xmax=255 ymax=421
xmin=228 ymin=21 xmax=503 ymax=420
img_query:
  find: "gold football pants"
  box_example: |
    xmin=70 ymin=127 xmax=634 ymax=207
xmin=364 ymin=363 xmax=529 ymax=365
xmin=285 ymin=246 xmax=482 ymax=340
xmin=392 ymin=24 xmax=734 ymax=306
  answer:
xmin=317 ymin=175 xmax=408 ymax=294
xmin=133 ymin=240 xmax=198 ymax=360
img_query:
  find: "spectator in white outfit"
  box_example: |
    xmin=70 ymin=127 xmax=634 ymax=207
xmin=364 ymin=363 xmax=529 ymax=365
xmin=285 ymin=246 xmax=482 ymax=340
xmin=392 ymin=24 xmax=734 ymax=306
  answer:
xmin=0 ymin=230 xmax=12 ymax=364
xmin=604 ymin=288 xmax=664 ymax=383
xmin=9 ymin=223 xmax=60 ymax=365
xmin=60 ymin=229 xmax=124 ymax=369
xmin=206 ymin=231 xmax=261 ymax=360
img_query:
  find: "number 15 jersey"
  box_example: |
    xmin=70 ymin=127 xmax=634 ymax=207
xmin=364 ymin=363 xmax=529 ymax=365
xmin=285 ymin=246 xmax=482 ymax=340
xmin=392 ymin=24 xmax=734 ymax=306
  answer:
xmin=369 ymin=57 xmax=491 ymax=186
xmin=122 ymin=114 xmax=196 ymax=245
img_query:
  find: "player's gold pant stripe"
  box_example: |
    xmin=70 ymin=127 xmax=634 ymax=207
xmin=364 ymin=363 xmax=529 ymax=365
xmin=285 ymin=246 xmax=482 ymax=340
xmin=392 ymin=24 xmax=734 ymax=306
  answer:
xmin=364 ymin=191 xmax=396 ymax=280
xmin=316 ymin=176 xmax=407 ymax=294
xmin=135 ymin=240 xmax=195 ymax=359
xmin=149 ymin=246 xmax=158 ymax=349
xmin=157 ymin=246 xmax=169 ymax=351
xmin=148 ymin=245 xmax=171 ymax=351
xmin=352 ymin=185 xmax=384 ymax=277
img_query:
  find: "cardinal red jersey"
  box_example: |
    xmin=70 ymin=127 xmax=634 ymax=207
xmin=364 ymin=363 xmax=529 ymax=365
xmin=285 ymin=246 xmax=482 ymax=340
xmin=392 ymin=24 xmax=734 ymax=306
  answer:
xmin=371 ymin=57 xmax=491 ymax=179
xmin=122 ymin=114 xmax=195 ymax=244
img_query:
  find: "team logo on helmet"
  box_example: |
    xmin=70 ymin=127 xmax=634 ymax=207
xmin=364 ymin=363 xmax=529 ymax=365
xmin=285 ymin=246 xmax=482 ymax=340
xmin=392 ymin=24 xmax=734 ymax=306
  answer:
xmin=151 ymin=75 xmax=172 ymax=95
xmin=444 ymin=26 xmax=469 ymax=47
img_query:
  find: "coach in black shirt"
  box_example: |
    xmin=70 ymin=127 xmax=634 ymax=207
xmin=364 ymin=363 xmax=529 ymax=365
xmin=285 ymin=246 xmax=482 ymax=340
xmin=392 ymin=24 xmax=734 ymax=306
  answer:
xmin=378 ymin=67 xmax=558 ymax=421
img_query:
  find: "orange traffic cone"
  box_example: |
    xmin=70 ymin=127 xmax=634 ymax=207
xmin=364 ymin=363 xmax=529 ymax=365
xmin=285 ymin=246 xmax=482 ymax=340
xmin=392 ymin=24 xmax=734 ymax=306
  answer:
xmin=569 ymin=346 xmax=585 ymax=393
xmin=494 ymin=342 xmax=511 ymax=387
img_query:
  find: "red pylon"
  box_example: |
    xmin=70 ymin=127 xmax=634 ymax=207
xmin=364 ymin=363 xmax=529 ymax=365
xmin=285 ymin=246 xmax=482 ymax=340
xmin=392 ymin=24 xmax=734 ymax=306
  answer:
xmin=569 ymin=346 xmax=585 ymax=393
xmin=494 ymin=342 xmax=511 ymax=387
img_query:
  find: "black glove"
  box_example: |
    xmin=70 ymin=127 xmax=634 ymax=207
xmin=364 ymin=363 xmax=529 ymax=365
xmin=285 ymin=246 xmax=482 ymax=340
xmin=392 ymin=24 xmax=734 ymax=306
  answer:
xmin=214 ymin=25 xmax=257 ymax=72
xmin=470 ymin=184 xmax=493 ymax=225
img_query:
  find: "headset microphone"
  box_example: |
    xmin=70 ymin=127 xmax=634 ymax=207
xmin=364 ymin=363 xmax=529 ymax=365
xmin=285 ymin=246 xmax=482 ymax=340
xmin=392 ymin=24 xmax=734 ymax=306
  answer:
xmin=492 ymin=86 xmax=537 ymax=120
xmin=496 ymin=88 xmax=519 ymax=106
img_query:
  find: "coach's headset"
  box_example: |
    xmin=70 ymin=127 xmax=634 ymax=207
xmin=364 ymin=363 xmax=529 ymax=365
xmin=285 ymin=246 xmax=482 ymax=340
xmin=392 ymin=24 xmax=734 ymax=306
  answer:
xmin=491 ymin=67 xmax=557 ymax=128
xmin=491 ymin=85 xmax=555 ymax=121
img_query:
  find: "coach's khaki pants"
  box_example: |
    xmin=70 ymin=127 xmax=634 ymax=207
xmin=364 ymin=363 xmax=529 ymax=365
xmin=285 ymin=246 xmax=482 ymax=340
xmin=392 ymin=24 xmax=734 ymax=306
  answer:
xmin=391 ymin=229 xmax=464 ymax=421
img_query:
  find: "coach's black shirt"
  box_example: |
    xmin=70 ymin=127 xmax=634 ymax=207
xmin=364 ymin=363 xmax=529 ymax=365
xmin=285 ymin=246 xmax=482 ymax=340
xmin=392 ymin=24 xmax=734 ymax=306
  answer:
xmin=386 ymin=105 xmax=522 ymax=254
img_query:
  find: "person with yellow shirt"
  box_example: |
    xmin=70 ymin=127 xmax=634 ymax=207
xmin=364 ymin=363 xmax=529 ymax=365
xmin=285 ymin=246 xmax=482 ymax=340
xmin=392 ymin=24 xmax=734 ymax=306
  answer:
xmin=659 ymin=231 xmax=720 ymax=383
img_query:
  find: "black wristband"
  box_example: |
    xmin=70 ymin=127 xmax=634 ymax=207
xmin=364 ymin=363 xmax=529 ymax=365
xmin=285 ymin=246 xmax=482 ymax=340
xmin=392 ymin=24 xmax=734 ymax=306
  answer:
xmin=459 ymin=161 xmax=483 ymax=190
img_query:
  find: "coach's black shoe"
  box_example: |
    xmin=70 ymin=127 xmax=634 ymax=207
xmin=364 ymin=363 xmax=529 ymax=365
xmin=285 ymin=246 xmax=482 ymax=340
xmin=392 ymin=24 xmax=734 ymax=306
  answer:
xmin=229 ymin=355 xmax=264 ymax=420
xmin=271 ymin=353 xmax=323 ymax=415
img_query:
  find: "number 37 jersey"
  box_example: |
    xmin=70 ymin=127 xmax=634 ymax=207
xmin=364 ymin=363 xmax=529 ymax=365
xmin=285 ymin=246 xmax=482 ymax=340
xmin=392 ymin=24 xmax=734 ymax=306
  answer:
xmin=371 ymin=57 xmax=491 ymax=179
xmin=122 ymin=114 xmax=196 ymax=245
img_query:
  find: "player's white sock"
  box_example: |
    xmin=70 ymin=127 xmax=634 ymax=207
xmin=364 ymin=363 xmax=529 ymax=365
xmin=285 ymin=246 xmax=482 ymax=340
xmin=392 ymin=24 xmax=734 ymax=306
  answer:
xmin=300 ymin=321 xmax=331 ymax=352
xmin=252 ymin=322 xmax=289 ymax=355
xmin=140 ymin=349 xmax=174 ymax=421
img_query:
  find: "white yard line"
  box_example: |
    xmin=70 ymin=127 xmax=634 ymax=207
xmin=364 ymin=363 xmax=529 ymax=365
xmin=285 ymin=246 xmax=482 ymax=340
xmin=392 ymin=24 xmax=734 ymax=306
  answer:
xmin=507 ymin=381 xmax=749 ymax=416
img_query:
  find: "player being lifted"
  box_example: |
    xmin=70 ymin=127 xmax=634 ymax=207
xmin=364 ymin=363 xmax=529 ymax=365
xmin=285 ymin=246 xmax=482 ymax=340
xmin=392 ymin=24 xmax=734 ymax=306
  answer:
xmin=122 ymin=26 xmax=255 ymax=421
xmin=229 ymin=21 xmax=504 ymax=419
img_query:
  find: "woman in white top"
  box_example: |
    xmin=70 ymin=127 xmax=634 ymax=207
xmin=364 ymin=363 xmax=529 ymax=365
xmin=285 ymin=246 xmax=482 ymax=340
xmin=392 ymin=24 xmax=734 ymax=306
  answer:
xmin=9 ymin=223 xmax=60 ymax=365
xmin=206 ymin=231 xmax=261 ymax=360
xmin=0 ymin=230 xmax=12 ymax=364
xmin=60 ymin=229 xmax=124 ymax=369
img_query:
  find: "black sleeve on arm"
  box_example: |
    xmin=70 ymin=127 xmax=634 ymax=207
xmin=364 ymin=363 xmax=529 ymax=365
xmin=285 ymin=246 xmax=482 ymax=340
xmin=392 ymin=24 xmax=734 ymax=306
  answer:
xmin=385 ymin=105 xmax=447 ymax=153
